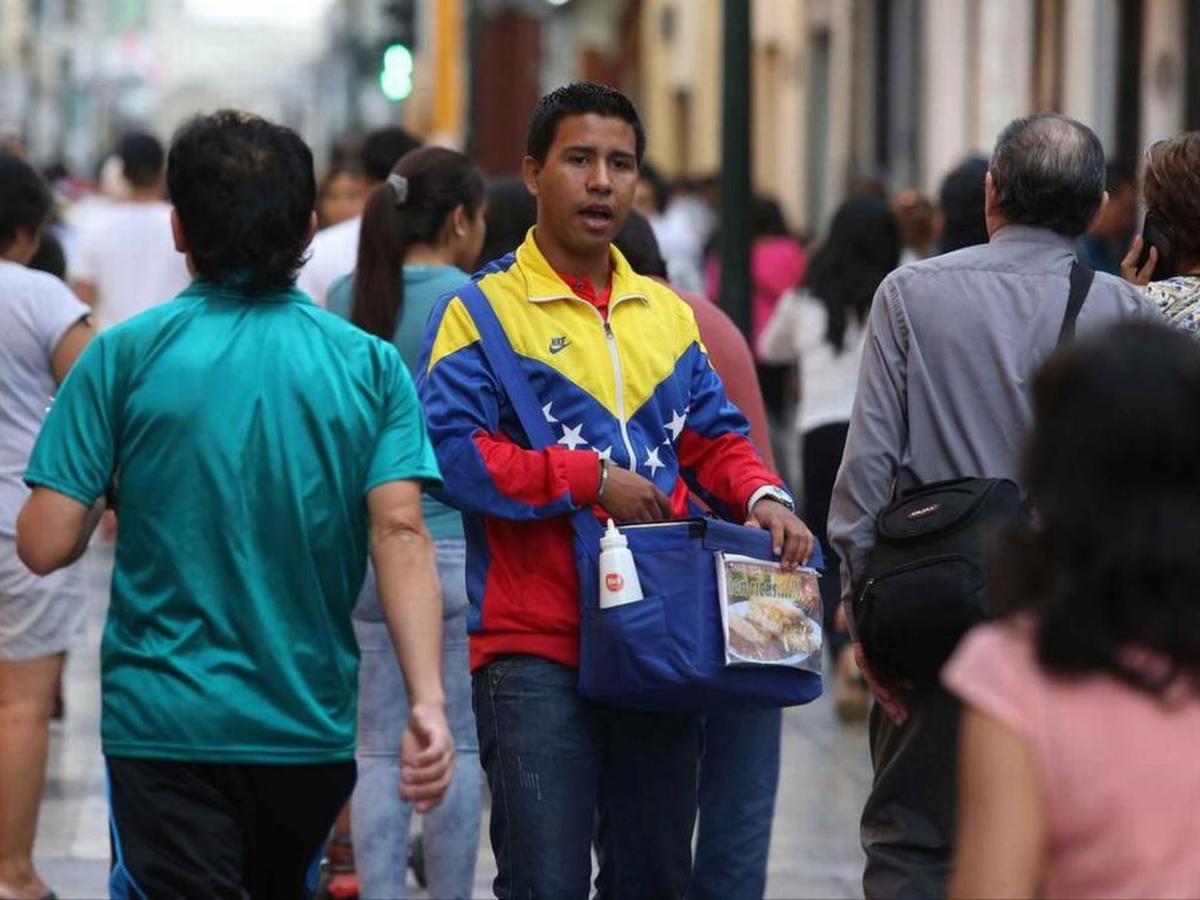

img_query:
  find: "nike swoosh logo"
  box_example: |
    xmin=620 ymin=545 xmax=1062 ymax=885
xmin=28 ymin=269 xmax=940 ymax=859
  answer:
xmin=549 ymin=337 xmax=570 ymax=354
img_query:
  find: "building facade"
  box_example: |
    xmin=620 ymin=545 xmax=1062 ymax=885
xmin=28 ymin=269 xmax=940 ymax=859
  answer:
xmin=633 ymin=0 xmax=1200 ymax=236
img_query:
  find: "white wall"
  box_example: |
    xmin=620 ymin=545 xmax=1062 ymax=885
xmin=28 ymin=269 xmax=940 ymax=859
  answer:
xmin=1141 ymin=0 xmax=1186 ymax=147
xmin=1061 ymin=0 xmax=1119 ymax=152
xmin=975 ymin=0 xmax=1034 ymax=149
xmin=920 ymin=0 xmax=972 ymax=193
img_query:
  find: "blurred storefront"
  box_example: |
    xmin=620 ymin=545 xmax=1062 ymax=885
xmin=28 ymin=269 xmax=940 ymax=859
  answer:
xmin=4 ymin=0 xmax=1200 ymax=224
xmin=632 ymin=0 xmax=1200 ymax=236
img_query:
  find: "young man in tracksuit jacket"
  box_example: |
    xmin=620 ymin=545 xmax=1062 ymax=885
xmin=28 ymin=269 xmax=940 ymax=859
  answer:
xmin=418 ymin=83 xmax=812 ymax=899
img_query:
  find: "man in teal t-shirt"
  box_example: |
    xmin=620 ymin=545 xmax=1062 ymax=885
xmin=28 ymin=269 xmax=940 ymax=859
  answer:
xmin=16 ymin=111 xmax=455 ymax=897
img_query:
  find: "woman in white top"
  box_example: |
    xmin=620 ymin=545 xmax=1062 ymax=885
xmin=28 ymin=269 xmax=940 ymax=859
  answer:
xmin=759 ymin=195 xmax=899 ymax=719
xmin=0 ymin=153 xmax=93 ymax=900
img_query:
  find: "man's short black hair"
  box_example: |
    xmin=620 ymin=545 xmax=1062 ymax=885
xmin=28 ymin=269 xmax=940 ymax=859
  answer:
xmin=117 ymin=131 xmax=165 ymax=189
xmin=989 ymin=114 xmax=1106 ymax=238
xmin=0 ymin=152 xmax=52 ymax=253
xmin=167 ymin=110 xmax=314 ymax=296
xmin=360 ymin=126 xmax=421 ymax=183
xmin=526 ymin=82 xmax=645 ymax=165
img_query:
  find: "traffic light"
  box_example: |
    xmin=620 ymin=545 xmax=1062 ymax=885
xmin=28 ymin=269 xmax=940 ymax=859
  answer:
xmin=379 ymin=0 xmax=418 ymax=102
xmin=380 ymin=43 xmax=415 ymax=101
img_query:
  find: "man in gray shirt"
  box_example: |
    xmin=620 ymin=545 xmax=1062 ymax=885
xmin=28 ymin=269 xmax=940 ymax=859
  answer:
xmin=829 ymin=114 xmax=1160 ymax=897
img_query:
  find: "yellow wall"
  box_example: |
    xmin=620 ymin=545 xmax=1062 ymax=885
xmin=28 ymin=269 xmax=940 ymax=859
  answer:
xmin=636 ymin=0 xmax=842 ymax=232
xmin=638 ymin=0 xmax=721 ymax=178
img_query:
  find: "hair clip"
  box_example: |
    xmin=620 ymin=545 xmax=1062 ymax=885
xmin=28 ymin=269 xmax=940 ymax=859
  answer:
xmin=387 ymin=172 xmax=409 ymax=207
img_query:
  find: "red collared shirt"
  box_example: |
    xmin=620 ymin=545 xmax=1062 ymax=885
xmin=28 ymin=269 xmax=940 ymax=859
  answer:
xmin=556 ymin=270 xmax=613 ymax=315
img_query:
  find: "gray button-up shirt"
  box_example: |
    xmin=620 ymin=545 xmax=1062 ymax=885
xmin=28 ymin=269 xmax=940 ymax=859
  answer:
xmin=828 ymin=225 xmax=1161 ymax=603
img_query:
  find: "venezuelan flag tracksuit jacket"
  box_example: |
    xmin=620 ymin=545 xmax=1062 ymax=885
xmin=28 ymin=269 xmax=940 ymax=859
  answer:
xmin=417 ymin=230 xmax=786 ymax=671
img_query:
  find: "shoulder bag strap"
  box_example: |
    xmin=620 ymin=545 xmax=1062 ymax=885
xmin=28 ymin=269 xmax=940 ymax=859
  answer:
xmin=1057 ymin=260 xmax=1095 ymax=347
xmin=456 ymin=282 xmax=605 ymax=548
xmin=457 ymin=281 xmax=557 ymax=448
xmin=887 ymin=261 xmax=1093 ymax=509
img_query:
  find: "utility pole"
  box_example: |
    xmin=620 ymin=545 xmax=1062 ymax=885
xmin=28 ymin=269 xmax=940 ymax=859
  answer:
xmin=718 ymin=0 xmax=752 ymax=336
xmin=432 ymin=0 xmax=464 ymax=138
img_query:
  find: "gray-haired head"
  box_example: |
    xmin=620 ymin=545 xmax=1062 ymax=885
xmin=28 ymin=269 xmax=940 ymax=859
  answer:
xmin=988 ymin=114 xmax=1106 ymax=238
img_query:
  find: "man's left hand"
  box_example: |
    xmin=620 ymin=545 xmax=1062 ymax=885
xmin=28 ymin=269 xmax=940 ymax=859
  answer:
xmin=747 ymin=499 xmax=813 ymax=571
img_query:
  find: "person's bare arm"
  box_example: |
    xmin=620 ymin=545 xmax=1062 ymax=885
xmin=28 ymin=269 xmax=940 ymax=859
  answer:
xmin=71 ymin=279 xmax=97 ymax=308
xmin=949 ymin=706 xmax=1044 ymax=899
xmin=17 ymin=488 xmax=105 ymax=575
xmin=368 ymin=479 xmax=454 ymax=812
xmin=50 ymin=318 xmax=95 ymax=384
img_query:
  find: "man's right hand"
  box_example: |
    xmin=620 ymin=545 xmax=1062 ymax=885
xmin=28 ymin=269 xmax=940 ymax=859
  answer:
xmin=400 ymin=702 xmax=455 ymax=813
xmin=854 ymin=641 xmax=910 ymax=726
xmin=598 ymin=464 xmax=672 ymax=523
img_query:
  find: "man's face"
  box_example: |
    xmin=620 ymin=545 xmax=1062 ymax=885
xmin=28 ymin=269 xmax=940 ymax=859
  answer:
xmin=523 ymin=113 xmax=639 ymax=257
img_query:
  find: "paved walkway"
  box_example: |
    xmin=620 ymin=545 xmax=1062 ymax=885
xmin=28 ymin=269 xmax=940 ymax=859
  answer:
xmin=36 ymin=538 xmax=872 ymax=898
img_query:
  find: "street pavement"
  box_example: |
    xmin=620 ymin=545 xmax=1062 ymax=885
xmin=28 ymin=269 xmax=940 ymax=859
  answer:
xmin=36 ymin=538 xmax=872 ymax=899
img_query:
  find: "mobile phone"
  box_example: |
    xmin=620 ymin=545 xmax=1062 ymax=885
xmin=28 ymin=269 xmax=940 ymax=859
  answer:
xmin=1136 ymin=212 xmax=1173 ymax=277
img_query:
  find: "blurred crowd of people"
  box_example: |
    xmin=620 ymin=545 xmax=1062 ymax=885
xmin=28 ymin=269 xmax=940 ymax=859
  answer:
xmin=2 ymin=81 xmax=1200 ymax=900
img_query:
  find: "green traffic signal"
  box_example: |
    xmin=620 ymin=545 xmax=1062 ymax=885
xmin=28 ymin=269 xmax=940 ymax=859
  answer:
xmin=380 ymin=43 xmax=414 ymax=102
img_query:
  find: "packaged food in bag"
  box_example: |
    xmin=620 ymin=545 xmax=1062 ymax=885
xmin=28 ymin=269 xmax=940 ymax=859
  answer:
xmin=718 ymin=554 xmax=823 ymax=673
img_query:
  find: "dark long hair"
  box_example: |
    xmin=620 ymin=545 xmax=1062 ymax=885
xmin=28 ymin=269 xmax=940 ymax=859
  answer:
xmin=801 ymin=196 xmax=899 ymax=353
xmin=351 ymin=146 xmax=485 ymax=340
xmin=994 ymin=323 xmax=1200 ymax=696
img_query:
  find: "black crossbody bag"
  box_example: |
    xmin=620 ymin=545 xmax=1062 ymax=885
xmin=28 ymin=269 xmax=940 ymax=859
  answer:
xmin=853 ymin=262 xmax=1094 ymax=682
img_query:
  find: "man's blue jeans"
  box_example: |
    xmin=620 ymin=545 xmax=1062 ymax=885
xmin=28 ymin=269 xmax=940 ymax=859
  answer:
xmin=472 ymin=655 xmax=701 ymax=900
xmin=691 ymin=709 xmax=783 ymax=900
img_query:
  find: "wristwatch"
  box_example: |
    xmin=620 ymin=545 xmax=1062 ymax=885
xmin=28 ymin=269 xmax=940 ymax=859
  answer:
xmin=748 ymin=484 xmax=795 ymax=513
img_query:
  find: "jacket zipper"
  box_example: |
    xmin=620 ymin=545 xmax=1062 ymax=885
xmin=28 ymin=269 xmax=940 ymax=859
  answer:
xmin=602 ymin=319 xmax=638 ymax=470
xmin=559 ymin=295 xmax=639 ymax=470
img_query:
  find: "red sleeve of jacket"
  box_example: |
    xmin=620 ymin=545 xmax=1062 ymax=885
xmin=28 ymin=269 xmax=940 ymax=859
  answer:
xmin=472 ymin=430 xmax=600 ymax=508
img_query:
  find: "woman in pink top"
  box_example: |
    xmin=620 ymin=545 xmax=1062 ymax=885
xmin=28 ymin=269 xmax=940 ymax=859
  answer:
xmin=704 ymin=197 xmax=806 ymax=424
xmin=944 ymin=323 xmax=1200 ymax=899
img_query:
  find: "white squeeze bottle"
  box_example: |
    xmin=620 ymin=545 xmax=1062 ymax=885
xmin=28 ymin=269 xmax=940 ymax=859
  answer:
xmin=599 ymin=519 xmax=644 ymax=608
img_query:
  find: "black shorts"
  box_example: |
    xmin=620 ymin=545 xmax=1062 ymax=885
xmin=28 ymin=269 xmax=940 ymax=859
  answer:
xmin=106 ymin=755 xmax=355 ymax=900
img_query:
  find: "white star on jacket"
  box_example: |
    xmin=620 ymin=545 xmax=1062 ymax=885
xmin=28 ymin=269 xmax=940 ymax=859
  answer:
xmin=542 ymin=402 xmax=559 ymax=423
xmin=594 ymin=445 xmax=613 ymax=462
xmin=643 ymin=445 xmax=665 ymax=476
xmin=665 ymin=408 xmax=688 ymax=442
xmin=558 ymin=422 xmax=588 ymax=451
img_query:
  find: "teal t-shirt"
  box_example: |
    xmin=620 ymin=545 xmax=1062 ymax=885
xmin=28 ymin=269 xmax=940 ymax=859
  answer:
xmin=327 ymin=264 xmax=469 ymax=541
xmin=25 ymin=279 xmax=441 ymax=763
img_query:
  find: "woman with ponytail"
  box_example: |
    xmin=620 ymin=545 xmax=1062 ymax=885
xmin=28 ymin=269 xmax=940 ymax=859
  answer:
xmin=327 ymin=146 xmax=486 ymax=900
